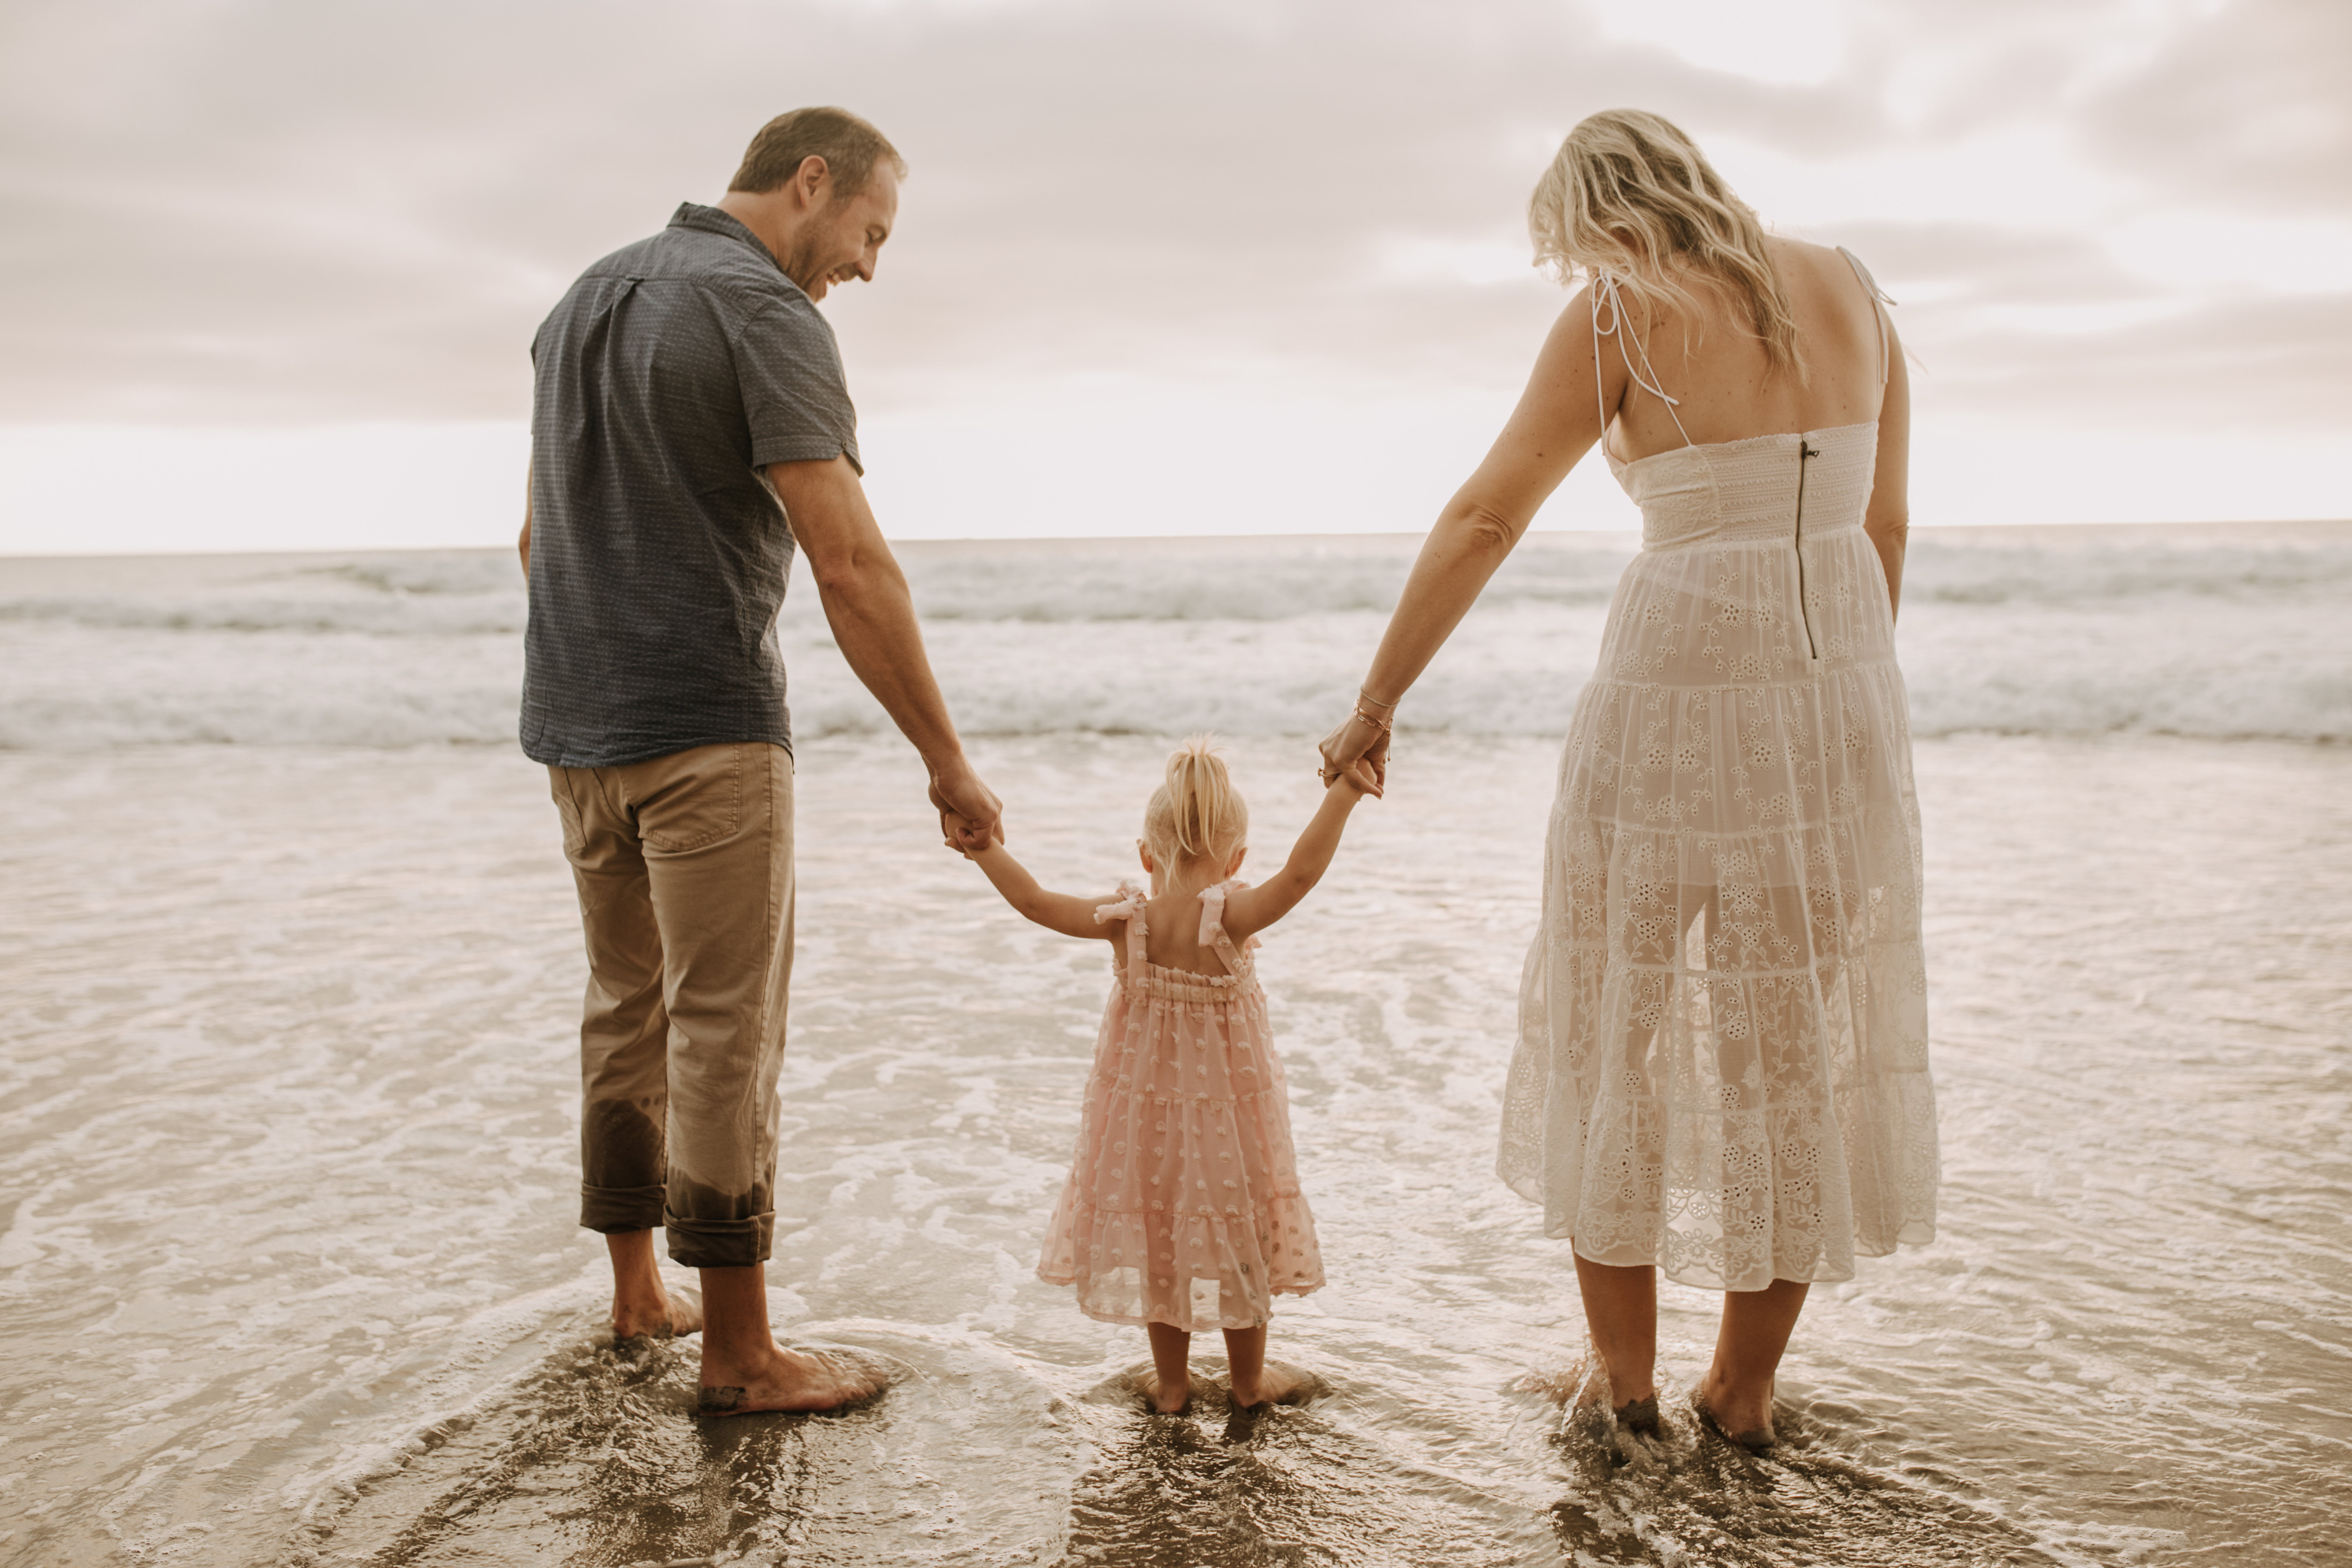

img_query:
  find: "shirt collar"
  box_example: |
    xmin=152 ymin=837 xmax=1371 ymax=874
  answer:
xmin=667 ymin=202 xmax=795 ymax=281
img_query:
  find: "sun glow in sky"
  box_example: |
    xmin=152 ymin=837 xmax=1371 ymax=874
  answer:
xmin=0 ymin=0 xmax=2345 ymax=551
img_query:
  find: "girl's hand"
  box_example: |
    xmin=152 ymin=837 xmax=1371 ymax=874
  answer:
xmin=1318 ymin=710 xmax=1389 ymax=797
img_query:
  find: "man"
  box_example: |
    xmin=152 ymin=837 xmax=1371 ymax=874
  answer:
xmin=518 ymin=107 xmax=999 ymax=1414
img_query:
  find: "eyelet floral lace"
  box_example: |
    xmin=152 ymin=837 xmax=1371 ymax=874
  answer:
xmin=1497 ymin=250 xmax=1938 ymax=1291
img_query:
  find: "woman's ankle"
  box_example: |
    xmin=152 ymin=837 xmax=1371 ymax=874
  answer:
xmin=1696 ymin=1365 xmax=1773 ymax=1428
xmin=1599 ymin=1358 xmax=1657 ymax=1409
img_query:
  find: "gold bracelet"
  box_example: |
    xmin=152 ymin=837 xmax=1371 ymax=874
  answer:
xmin=1352 ymin=703 xmax=1394 ymax=737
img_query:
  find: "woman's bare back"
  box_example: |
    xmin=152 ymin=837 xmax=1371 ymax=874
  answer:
xmin=1602 ymin=237 xmax=1892 ymax=465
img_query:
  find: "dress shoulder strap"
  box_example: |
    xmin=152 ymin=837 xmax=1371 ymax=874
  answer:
xmin=1592 ymin=269 xmax=1694 ymax=458
xmin=1835 ymin=246 xmax=1896 ymax=389
xmin=1196 ymin=880 xmax=1260 ymax=977
xmin=1094 ymin=881 xmax=1150 ymax=982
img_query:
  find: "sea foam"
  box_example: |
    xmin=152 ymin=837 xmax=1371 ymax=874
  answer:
xmin=0 ymin=523 xmax=2344 ymax=748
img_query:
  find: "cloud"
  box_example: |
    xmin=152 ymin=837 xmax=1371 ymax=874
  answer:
xmin=2076 ymin=0 xmax=2352 ymax=215
xmin=0 ymin=0 xmax=2343 ymax=453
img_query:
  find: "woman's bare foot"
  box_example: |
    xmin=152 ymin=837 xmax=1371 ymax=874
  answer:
xmin=1136 ymin=1367 xmax=1190 ymax=1414
xmin=613 ymin=1283 xmax=702 ymax=1341
xmin=1228 ymin=1359 xmax=1319 ymax=1410
xmin=1692 ymin=1370 xmax=1776 ymax=1449
xmin=696 ymin=1342 xmax=888 ymax=1417
xmin=1597 ymin=1361 xmax=1657 ymax=1414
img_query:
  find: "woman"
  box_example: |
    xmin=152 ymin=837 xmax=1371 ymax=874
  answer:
xmin=1321 ymin=110 xmax=1937 ymax=1449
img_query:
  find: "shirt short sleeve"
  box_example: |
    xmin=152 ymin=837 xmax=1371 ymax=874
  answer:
xmin=734 ymin=294 xmax=864 ymax=475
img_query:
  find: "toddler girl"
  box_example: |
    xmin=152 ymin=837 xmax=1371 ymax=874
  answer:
xmin=962 ymin=736 xmax=1375 ymax=1413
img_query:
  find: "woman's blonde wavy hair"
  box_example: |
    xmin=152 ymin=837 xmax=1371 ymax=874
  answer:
xmin=1528 ymin=109 xmax=1802 ymax=378
xmin=1143 ymin=735 xmax=1248 ymax=866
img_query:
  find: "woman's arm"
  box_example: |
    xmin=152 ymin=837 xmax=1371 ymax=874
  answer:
xmin=1221 ymin=774 xmax=1372 ymax=943
xmin=965 ymin=842 xmax=1120 ymax=942
xmin=1322 ymin=287 xmax=1618 ymax=778
xmin=1864 ymin=316 xmax=1911 ymax=622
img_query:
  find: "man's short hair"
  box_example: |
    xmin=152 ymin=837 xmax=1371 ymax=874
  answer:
xmin=728 ymin=107 xmax=906 ymax=198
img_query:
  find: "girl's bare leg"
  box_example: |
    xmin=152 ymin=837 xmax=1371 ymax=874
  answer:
xmin=1142 ymin=1323 xmax=1191 ymax=1413
xmin=1223 ymin=1325 xmax=1314 ymax=1408
xmin=1223 ymin=1324 xmax=1266 ymax=1406
xmin=1572 ymin=1253 xmax=1659 ymax=1410
xmin=1697 ymin=1278 xmax=1809 ymax=1439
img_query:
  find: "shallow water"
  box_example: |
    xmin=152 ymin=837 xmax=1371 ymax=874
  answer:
xmin=2 ymin=732 xmax=2346 ymax=1566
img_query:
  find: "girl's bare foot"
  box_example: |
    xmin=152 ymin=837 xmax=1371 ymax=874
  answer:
xmin=1228 ymin=1358 xmax=1319 ymax=1410
xmin=1136 ymin=1367 xmax=1190 ymax=1414
xmin=696 ymin=1343 xmax=889 ymax=1416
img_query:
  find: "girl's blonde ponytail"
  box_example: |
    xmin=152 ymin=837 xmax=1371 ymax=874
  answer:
xmin=1143 ymin=734 xmax=1249 ymax=865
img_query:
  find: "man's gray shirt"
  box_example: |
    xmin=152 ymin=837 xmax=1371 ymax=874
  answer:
xmin=521 ymin=202 xmax=859 ymax=769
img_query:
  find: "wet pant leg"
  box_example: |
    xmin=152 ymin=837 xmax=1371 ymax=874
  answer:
xmin=551 ymin=741 xmax=795 ymax=1268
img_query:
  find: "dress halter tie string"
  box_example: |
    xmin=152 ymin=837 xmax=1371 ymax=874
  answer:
xmin=1591 ymin=269 xmax=1695 ymax=460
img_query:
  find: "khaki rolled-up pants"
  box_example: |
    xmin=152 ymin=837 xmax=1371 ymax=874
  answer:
xmin=548 ymin=742 xmax=792 ymax=1269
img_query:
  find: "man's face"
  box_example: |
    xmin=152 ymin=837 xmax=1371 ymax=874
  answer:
xmin=786 ymin=161 xmax=898 ymax=302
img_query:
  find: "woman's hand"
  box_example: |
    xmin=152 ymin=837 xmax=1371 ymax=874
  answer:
xmin=1318 ymin=710 xmax=1389 ymax=797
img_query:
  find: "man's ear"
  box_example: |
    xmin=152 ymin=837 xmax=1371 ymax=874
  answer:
xmin=796 ymin=154 xmax=831 ymax=209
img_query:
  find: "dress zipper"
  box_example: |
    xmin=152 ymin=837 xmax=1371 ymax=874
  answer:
xmin=1794 ymin=441 xmax=1821 ymax=661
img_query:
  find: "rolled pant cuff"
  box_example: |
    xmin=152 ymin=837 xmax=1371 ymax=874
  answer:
xmin=664 ymin=1211 xmax=777 ymax=1270
xmin=581 ymin=1183 xmax=667 ymax=1235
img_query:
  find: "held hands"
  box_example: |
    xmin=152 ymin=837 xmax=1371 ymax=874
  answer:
xmin=1317 ymin=705 xmax=1392 ymax=798
xmin=930 ymin=755 xmax=1003 ymax=854
xmin=1320 ymin=747 xmax=1384 ymax=797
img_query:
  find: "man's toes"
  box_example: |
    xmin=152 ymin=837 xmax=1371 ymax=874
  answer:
xmin=801 ymin=1346 xmax=903 ymax=1406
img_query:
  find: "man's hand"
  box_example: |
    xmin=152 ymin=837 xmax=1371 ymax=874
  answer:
xmin=931 ymin=756 xmax=1002 ymax=852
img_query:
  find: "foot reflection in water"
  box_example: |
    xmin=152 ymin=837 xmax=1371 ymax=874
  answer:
xmin=1061 ymin=1363 xmax=1538 ymax=1568
xmin=313 ymin=1322 xmax=1085 ymax=1566
xmin=321 ymin=1328 xmax=2132 ymax=1566
xmin=1539 ymin=1362 xmax=2065 ymax=1568
xmin=326 ymin=1336 xmax=860 ymax=1566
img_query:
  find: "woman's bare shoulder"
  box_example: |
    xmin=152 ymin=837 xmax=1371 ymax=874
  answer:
xmin=1763 ymin=233 xmax=1854 ymax=281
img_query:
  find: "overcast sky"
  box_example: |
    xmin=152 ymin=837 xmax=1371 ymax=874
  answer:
xmin=2 ymin=0 xmax=2347 ymax=549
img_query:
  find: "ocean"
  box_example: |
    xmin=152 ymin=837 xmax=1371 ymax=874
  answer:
xmin=1 ymin=523 xmax=2347 ymax=1567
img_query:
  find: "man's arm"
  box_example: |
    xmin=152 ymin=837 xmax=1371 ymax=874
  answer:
xmin=765 ymin=455 xmax=1000 ymax=848
xmin=518 ymin=464 xmax=532 ymax=579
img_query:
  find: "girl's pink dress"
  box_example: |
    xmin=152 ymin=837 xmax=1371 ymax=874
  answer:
xmin=1036 ymin=879 xmax=1324 ymax=1330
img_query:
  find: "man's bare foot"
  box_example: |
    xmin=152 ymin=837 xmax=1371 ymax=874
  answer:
xmin=695 ymin=1342 xmax=888 ymax=1417
xmin=1228 ymin=1359 xmax=1320 ymax=1411
xmin=1135 ymin=1366 xmax=1190 ymax=1415
xmin=612 ymin=1283 xmax=703 ymax=1341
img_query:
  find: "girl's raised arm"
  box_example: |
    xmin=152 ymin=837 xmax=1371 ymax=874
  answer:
xmin=1221 ymin=773 xmax=1372 ymax=944
xmin=965 ymin=842 xmax=1121 ymax=943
